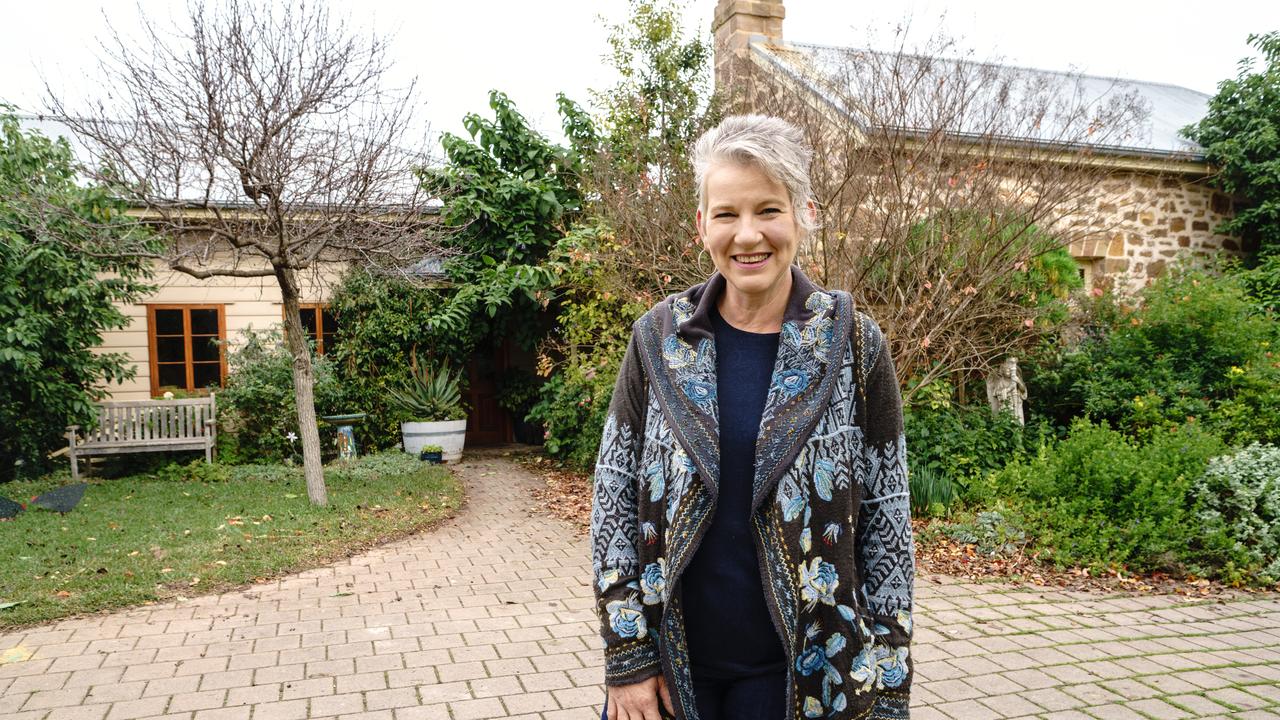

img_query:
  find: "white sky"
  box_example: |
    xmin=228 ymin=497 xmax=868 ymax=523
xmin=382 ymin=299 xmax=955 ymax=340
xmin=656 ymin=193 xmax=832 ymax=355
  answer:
xmin=3 ymin=0 xmax=1277 ymax=151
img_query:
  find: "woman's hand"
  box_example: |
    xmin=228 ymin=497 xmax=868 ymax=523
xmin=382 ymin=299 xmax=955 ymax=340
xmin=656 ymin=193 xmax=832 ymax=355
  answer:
xmin=606 ymin=673 xmax=676 ymax=719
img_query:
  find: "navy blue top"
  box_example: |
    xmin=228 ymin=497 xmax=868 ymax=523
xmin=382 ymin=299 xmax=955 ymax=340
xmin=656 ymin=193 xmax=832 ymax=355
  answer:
xmin=682 ymin=302 xmax=788 ymax=679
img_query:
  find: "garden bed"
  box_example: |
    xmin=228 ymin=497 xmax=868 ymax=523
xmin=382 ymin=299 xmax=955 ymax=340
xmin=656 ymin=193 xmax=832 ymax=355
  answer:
xmin=0 ymin=452 xmax=462 ymax=629
xmin=519 ymin=454 xmax=1271 ymax=598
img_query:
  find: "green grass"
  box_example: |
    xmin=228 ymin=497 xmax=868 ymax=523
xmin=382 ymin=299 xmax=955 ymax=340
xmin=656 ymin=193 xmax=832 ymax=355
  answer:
xmin=0 ymin=452 xmax=462 ymax=629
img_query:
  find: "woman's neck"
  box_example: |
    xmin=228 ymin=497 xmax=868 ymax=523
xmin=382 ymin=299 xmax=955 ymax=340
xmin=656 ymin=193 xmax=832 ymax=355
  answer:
xmin=716 ymin=271 xmax=793 ymax=333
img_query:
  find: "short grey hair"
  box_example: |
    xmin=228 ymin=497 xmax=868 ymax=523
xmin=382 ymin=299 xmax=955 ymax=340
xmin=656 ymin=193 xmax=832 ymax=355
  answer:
xmin=692 ymin=114 xmax=818 ymax=235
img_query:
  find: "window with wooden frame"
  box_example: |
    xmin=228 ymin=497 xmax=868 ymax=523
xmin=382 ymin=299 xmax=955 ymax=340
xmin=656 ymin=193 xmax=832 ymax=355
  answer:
xmin=288 ymin=303 xmax=340 ymax=355
xmin=146 ymin=305 xmax=227 ymax=396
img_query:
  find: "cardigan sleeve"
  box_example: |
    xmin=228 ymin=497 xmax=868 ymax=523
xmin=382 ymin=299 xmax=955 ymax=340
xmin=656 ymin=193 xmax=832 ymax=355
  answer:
xmin=854 ymin=319 xmax=916 ymax=718
xmin=589 ymin=327 xmax=662 ymax=686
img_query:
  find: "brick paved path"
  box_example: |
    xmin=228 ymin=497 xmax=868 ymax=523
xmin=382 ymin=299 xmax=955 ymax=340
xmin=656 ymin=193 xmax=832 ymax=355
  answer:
xmin=1 ymin=450 xmax=1278 ymax=720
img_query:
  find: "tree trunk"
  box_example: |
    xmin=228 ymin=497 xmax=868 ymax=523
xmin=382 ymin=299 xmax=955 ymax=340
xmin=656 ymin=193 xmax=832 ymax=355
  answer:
xmin=277 ymin=265 xmax=328 ymax=506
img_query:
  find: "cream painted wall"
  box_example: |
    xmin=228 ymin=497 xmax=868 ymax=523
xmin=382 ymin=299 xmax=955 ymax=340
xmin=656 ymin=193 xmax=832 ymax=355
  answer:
xmin=96 ymin=259 xmax=348 ymax=400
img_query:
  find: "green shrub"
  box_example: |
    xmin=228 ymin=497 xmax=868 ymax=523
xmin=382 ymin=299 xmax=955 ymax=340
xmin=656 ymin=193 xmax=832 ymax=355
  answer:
xmin=1189 ymin=443 xmax=1280 ymax=584
xmin=1025 ymin=265 xmax=1280 ymax=444
xmin=903 ymin=376 xmax=1039 ymax=493
xmin=328 ymin=269 xmax=481 ymax=451
xmin=943 ymin=508 xmax=1028 ymax=556
xmin=528 ymin=349 xmax=621 ymax=472
xmin=217 ymin=329 xmax=343 ymax=464
xmin=0 ymin=112 xmax=159 ymax=479
xmin=984 ymin=418 xmax=1227 ymax=573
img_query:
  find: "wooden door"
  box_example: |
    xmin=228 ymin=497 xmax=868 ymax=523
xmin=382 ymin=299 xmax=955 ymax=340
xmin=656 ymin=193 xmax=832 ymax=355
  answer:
xmin=464 ymin=337 xmax=510 ymax=445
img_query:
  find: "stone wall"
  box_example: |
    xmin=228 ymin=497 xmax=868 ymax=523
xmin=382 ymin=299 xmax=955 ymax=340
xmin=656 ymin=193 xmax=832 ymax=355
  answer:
xmin=1067 ymin=171 xmax=1245 ymax=295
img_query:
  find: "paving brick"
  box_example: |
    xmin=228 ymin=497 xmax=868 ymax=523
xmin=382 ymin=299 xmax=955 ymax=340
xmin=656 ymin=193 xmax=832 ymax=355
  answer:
xmin=46 ymin=704 xmax=112 ymax=720
xmin=365 ymin=686 xmax=419 ymax=711
xmin=21 ymin=685 xmax=91 ymax=711
xmin=1125 ymin=698 xmax=1194 ymax=719
xmin=105 ymin=696 xmax=172 ymax=720
xmin=248 ymin=699 xmax=308 ymax=720
xmin=311 ymin=692 xmax=366 ymax=716
xmin=448 ymin=697 xmax=506 ymax=720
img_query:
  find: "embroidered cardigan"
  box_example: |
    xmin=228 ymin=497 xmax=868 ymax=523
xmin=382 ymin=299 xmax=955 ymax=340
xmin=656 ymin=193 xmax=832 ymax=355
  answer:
xmin=590 ymin=267 xmax=916 ymax=720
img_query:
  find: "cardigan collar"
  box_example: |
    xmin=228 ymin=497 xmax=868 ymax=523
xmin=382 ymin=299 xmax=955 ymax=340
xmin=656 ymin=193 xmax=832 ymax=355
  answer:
xmin=672 ymin=265 xmax=829 ymax=345
xmin=638 ymin=264 xmax=854 ymax=512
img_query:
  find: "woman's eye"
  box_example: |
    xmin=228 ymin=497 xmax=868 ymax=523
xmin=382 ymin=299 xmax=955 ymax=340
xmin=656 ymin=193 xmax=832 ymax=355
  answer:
xmin=762 ymin=207 xmax=783 ymax=215
xmin=714 ymin=212 xmax=735 ymax=219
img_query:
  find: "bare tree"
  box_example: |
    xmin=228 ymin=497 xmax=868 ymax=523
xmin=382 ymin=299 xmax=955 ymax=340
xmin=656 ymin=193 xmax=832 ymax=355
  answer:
xmin=47 ymin=0 xmax=446 ymax=504
xmin=727 ymin=28 xmax=1152 ymax=402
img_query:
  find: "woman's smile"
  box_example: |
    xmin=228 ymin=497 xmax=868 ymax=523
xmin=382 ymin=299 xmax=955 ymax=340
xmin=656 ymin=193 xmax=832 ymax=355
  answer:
xmin=732 ymin=251 xmax=772 ymax=269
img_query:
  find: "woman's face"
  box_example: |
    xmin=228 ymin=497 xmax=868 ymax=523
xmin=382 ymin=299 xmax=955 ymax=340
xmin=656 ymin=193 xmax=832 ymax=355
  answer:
xmin=696 ymin=160 xmax=805 ymax=304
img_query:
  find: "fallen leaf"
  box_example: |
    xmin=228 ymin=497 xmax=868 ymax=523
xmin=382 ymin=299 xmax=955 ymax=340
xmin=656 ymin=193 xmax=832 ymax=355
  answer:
xmin=0 ymin=601 xmax=23 ymax=610
xmin=55 ymin=591 xmax=71 ymax=598
xmin=0 ymin=646 xmax=32 ymax=664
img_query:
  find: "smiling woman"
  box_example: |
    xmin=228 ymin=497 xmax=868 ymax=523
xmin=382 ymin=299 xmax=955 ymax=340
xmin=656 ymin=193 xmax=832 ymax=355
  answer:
xmin=592 ymin=115 xmax=915 ymax=720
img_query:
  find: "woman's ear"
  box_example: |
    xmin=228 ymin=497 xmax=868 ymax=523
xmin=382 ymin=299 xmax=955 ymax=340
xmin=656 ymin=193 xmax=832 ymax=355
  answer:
xmin=695 ymin=207 xmax=704 ymax=239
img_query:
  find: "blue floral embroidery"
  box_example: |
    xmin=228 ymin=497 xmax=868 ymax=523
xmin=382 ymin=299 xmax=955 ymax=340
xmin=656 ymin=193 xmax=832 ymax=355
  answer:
xmin=822 ymin=522 xmax=841 ymax=545
xmin=877 ymin=645 xmax=910 ymax=688
xmin=799 ymin=557 xmax=839 ymax=611
xmin=606 ymin=593 xmax=648 ymax=639
xmin=773 ymin=369 xmax=811 ymax=397
xmin=849 ymin=646 xmax=877 ymax=695
xmin=682 ymin=379 xmax=716 ymax=405
xmin=805 ymin=291 xmax=834 ymax=314
xmin=796 ymin=644 xmax=827 ymax=676
xmin=672 ymin=297 xmax=695 ymax=326
xmin=662 ymin=334 xmax=716 ymax=415
xmin=641 ymin=522 xmax=657 ymax=545
xmin=640 ymin=558 xmax=666 ymax=605
xmin=596 ymin=567 xmax=620 ymax=593
xmin=897 ymin=609 xmax=913 ymax=634
xmin=798 ymin=622 xmax=848 ymax=718
xmin=662 ymin=335 xmax=696 ymax=369
xmin=813 ymin=459 xmax=835 ymax=501
xmin=645 ymin=461 xmax=665 ymax=502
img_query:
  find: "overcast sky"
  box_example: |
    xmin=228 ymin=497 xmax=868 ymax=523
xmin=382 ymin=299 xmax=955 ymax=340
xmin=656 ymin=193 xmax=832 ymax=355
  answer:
xmin=3 ymin=0 xmax=1277 ymax=151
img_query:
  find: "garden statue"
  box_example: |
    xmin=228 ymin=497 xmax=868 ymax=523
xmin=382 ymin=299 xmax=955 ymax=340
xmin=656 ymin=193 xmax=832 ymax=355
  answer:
xmin=986 ymin=355 xmax=1027 ymax=425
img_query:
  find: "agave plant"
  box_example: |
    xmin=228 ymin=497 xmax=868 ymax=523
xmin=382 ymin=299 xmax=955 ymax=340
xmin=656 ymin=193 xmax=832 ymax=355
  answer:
xmin=388 ymin=363 xmax=467 ymax=422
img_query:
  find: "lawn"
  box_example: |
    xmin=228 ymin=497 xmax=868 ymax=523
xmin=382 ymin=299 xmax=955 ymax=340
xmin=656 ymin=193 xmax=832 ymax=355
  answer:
xmin=0 ymin=452 xmax=462 ymax=629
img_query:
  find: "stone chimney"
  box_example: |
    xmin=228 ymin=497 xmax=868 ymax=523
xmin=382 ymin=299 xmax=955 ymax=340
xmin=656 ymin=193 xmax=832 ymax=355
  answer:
xmin=712 ymin=0 xmax=785 ymax=89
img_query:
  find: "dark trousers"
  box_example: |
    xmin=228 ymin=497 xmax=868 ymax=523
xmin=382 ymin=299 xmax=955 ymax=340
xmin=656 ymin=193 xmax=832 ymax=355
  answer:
xmin=601 ymin=671 xmax=787 ymax=720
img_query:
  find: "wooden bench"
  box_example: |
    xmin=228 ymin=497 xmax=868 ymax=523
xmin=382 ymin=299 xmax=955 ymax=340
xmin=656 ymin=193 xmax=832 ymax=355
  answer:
xmin=66 ymin=395 xmax=217 ymax=480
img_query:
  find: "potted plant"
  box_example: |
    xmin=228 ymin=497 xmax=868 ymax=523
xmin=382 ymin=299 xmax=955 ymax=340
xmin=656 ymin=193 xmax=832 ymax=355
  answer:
xmin=419 ymin=444 xmax=444 ymax=464
xmin=388 ymin=363 xmax=468 ymax=462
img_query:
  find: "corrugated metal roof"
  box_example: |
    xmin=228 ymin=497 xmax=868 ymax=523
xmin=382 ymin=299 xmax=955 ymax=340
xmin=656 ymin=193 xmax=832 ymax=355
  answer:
xmin=753 ymin=41 xmax=1210 ymax=161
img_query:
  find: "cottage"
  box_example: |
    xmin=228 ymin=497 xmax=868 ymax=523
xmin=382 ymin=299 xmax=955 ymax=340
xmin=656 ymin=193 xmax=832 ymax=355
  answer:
xmin=710 ymin=0 xmax=1248 ymax=294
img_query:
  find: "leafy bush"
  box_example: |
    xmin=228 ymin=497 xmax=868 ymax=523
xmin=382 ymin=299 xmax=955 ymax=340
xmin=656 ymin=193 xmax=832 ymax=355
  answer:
xmin=903 ymin=375 xmax=1038 ymax=493
xmin=217 ymin=329 xmax=342 ymax=463
xmin=1189 ymin=443 xmax=1280 ymax=584
xmin=328 ymin=269 xmax=474 ymax=450
xmin=982 ymin=418 xmax=1227 ymax=573
xmin=0 ymin=111 xmax=159 ymax=479
xmin=528 ymin=350 xmax=621 ymax=472
xmin=943 ymin=509 xmax=1028 ymax=556
xmin=1025 ymin=265 xmax=1280 ymax=444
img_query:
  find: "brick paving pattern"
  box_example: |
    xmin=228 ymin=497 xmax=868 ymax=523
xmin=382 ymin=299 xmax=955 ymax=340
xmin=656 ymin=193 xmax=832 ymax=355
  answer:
xmin=1 ymin=449 xmax=1277 ymax=720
